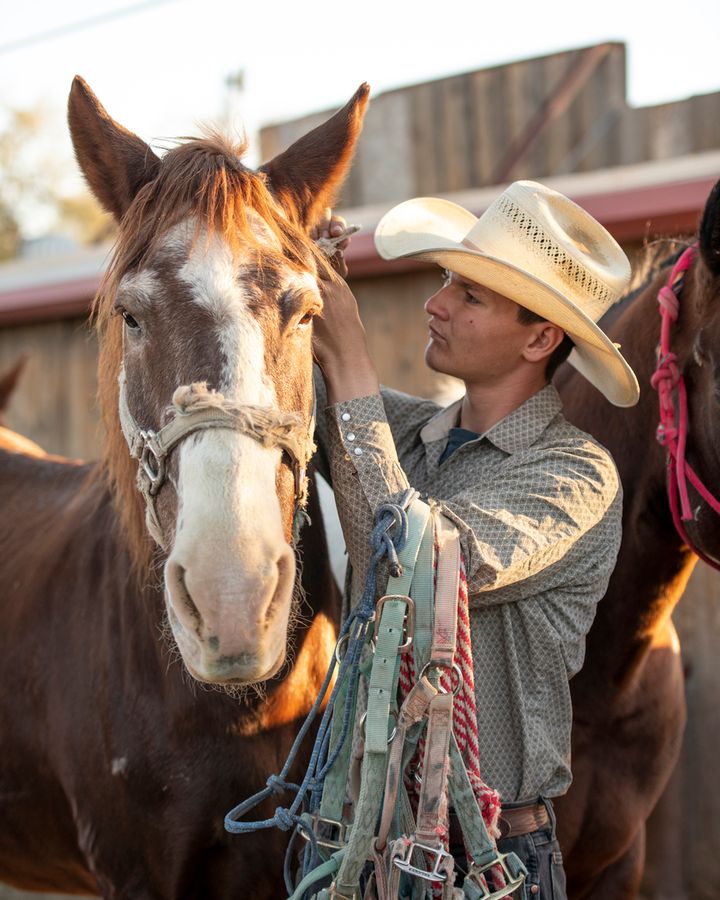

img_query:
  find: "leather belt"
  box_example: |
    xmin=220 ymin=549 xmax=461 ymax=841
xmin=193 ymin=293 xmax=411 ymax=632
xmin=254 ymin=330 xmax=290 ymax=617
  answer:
xmin=449 ymin=801 xmax=549 ymax=846
xmin=497 ymin=802 xmax=549 ymax=839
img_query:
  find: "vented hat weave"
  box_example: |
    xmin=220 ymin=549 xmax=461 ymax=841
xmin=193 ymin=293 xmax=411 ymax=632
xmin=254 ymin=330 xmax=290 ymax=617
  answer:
xmin=374 ymin=181 xmax=639 ymax=406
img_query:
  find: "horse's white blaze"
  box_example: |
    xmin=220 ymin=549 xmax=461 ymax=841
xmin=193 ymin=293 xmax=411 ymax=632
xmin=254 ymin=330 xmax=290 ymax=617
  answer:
xmin=164 ymin=226 xmax=296 ymax=683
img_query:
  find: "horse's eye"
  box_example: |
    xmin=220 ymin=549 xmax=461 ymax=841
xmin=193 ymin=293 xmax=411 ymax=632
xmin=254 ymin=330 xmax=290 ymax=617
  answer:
xmin=298 ymin=312 xmax=314 ymax=326
xmin=122 ymin=310 xmax=141 ymax=331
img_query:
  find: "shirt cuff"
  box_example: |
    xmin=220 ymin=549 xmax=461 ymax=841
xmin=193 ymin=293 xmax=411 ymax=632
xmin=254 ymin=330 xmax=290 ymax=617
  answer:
xmin=329 ymin=393 xmax=409 ymax=497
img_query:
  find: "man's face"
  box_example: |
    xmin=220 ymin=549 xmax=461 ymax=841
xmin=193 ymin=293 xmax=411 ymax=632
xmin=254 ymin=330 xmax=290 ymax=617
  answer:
xmin=424 ymin=271 xmax=534 ymax=384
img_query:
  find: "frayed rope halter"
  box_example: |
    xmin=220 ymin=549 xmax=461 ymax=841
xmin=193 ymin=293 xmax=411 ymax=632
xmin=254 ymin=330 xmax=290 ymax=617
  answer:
xmin=650 ymin=244 xmax=720 ymax=570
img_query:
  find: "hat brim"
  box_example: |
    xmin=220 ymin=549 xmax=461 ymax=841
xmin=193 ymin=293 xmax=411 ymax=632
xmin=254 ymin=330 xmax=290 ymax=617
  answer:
xmin=375 ymin=198 xmax=639 ymax=407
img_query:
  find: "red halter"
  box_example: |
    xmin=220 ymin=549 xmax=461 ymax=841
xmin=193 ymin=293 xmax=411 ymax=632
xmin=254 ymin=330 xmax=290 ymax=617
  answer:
xmin=650 ymin=244 xmax=720 ymax=570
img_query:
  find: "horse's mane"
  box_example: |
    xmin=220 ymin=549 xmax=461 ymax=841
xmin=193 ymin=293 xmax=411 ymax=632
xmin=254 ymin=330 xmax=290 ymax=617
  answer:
xmin=598 ymin=238 xmax=692 ymax=332
xmin=89 ymin=131 xmax=331 ymax=573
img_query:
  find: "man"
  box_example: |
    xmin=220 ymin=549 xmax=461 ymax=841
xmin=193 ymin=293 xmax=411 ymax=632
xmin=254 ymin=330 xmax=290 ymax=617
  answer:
xmin=311 ymin=180 xmax=639 ymax=896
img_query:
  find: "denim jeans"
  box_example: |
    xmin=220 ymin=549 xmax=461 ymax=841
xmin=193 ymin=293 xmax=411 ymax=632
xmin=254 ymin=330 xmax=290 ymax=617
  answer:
xmin=495 ymin=797 xmax=567 ymax=899
xmin=450 ymin=797 xmax=566 ymax=898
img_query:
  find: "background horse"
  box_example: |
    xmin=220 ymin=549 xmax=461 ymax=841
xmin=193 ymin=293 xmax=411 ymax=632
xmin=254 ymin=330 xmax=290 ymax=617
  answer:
xmin=555 ymin=179 xmax=720 ymax=898
xmin=0 ymin=78 xmax=368 ymax=898
xmin=0 ymin=355 xmax=46 ymax=457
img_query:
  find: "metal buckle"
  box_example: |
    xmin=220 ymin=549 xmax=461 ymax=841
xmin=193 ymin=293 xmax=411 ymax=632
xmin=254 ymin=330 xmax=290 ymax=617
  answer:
xmin=139 ymin=430 xmax=165 ymax=495
xmin=465 ymin=851 xmax=527 ymax=899
xmin=374 ymin=595 xmax=415 ymax=653
xmin=359 ymin=708 xmax=398 ymax=744
xmin=419 ymin=660 xmax=463 ymax=696
xmin=334 ymin=616 xmax=375 ymax=664
xmin=392 ymin=839 xmax=453 ymax=882
xmin=298 ymin=812 xmax=351 ymax=851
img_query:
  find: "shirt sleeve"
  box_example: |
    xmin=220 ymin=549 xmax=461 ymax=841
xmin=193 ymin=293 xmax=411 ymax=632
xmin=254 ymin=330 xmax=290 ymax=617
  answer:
xmin=323 ymin=390 xmax=621 ymax=610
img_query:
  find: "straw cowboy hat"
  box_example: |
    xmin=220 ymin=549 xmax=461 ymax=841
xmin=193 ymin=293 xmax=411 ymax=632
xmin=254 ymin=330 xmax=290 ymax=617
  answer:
xmin=374 ymin=180 xmax=640 ymax=407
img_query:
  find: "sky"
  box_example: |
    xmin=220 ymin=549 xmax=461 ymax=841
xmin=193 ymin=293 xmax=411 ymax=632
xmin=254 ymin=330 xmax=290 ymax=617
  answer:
xmin=1 ymin=0 xmax=719 ymax=231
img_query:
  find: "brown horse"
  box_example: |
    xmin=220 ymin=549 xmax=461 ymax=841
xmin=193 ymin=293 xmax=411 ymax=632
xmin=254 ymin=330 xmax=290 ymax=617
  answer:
xmin=0 ymin=78 xmax=368 ymax=898
xmin=555 ymin=179 xmax=720 ymax=898
xmin=0 ymin=354 xmax=47 ymax=456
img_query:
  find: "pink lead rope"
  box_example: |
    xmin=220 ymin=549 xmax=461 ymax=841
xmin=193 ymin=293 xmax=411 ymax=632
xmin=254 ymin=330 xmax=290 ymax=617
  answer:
xmin=650 ymin=244 xmax=720 ymax=571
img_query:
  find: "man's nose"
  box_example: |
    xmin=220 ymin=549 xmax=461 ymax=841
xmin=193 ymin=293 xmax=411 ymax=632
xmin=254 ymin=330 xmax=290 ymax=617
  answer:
xmin=425 ymin=286 xmax=450 ymax=318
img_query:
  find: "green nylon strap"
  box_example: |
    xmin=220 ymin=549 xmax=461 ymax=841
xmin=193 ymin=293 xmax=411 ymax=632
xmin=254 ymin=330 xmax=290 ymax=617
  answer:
xmin=384 ymin=499 xmax=432 ymax=598
xmin=319 ymin=654 xmax=359 ymax=824
xmin=365 ymin=600 xmax=407 ymax=753
xmin=409 ymin=522 xmax=435 ymax=673
xmin=332 ymin=501 xmax=431 ymax=896
xmin=447 ymin=735 xmax=496 ymax=867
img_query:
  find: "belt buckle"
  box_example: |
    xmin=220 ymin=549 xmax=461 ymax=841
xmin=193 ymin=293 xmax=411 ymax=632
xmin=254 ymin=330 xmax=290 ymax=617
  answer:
xmin=466 ymin=851 xmax=527 ymax=899
xmin=374 ymin=594 xmax=415 ymax=653
xmin=392 ymin=838 xmax=452 ymax=882
xmin=299 ymin=812 xmax=351 ymax=850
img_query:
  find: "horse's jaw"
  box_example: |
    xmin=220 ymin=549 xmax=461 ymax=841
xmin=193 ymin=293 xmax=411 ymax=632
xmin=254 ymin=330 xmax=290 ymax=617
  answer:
xmin=163 ymin=428 xmax=297 ymax=685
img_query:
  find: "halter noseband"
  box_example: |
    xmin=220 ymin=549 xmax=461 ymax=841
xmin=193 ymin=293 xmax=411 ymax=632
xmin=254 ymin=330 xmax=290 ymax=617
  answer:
xmin=651 ymin=244 xmax=720 ymax=570
xmin=119 ymin=374 xmax=315 ymax=549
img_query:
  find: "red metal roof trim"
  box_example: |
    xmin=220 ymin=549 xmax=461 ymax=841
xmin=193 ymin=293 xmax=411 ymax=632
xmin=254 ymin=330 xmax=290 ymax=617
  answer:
xmin=0 ymin=171 xmax=716 ymax=325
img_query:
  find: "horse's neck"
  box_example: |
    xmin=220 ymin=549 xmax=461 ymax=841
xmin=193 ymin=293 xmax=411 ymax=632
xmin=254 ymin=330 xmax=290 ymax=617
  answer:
xmin=558 ymin=275 xmax=696 ymax=689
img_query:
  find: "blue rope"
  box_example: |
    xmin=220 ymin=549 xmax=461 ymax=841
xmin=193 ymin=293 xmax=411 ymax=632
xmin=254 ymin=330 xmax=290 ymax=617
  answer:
xmin=224 ymin=489 xmax=417 ymax=894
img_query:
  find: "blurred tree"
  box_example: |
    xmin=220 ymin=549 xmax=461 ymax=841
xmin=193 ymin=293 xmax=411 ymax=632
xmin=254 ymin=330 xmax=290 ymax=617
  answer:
xmin=0 ymin=103 xmax=114 ymax=261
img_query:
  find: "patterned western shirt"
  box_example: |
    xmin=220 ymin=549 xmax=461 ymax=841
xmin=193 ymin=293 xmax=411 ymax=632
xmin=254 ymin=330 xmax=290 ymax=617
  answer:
xmin=314 ymin=376 xmax=622 ymax=802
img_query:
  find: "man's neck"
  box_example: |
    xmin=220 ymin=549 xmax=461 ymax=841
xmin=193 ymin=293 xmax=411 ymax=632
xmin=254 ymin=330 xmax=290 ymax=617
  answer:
xmin=459 ymin=373 xmax=549 ymax=434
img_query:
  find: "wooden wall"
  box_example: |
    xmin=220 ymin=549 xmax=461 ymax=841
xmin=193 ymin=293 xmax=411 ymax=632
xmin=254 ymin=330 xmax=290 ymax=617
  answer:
xmin=261 ymin=43 xmax=720 ymax=208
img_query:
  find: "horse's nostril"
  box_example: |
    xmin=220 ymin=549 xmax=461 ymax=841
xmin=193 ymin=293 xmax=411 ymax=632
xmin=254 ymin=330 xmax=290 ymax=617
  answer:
xmin=170 ymin=563 xmax=202 ymax=625
xmin=264 ymin=550 xmax=295 ymax=631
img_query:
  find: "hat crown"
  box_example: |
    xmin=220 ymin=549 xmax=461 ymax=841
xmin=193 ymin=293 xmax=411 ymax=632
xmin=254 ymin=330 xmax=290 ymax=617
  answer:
xmin=463 ymin=181 xmax=630 ymax=323
xmin=463 ymin=181 xmax=630 ymax=322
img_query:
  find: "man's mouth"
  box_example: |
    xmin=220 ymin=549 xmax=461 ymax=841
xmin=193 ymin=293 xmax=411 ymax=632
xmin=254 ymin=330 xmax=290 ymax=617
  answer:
xmin=428 ymin=323 xmax=446 ymax=342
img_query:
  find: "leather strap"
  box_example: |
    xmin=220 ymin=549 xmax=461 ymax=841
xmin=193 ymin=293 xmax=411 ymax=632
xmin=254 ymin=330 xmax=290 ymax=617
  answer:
xmin=497 ymin=802 xmax=549 ymax=839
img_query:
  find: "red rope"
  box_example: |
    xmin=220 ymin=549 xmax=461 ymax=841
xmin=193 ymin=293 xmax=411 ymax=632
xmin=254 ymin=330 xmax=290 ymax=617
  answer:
xmin=650 ymin=244 xmax=720 ymax=571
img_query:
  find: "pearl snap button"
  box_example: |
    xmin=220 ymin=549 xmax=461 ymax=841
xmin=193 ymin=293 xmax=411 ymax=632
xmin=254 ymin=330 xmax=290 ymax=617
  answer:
xmin=530 ymin=886 xmax=539 ymax=895
xmin=354 ymin=447 xmax=363 ymax=456
xmin=341 ymin=412 xmax=351 ymax=421
xmin=347 ymin=433 xmax=356 ymax=441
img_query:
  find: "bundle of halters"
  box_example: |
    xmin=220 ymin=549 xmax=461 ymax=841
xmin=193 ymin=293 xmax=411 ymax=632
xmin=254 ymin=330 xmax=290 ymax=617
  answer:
xmin=226 ymin=493 xmax=527 ymax=899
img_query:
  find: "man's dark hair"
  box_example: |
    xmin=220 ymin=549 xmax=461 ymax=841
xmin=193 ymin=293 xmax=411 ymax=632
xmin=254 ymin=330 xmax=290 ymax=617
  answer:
xmin=516 ymin=306 xmax=574 ymax=380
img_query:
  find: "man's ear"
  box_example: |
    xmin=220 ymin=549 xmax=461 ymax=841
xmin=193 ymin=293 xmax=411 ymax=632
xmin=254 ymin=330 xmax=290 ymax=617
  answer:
xmin=522 ymin=323 xmax=566 ymax=364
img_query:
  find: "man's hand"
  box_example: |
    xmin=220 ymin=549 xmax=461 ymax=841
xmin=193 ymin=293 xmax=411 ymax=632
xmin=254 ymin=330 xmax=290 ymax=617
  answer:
xmin=310 ymin=209 xmax=352 ymax=277
xmin=313 ymin=270 xmax=380 ymax=406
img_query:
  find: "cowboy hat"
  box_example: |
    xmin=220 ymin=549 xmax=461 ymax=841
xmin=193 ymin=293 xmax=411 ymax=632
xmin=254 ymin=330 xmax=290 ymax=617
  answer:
xmin=374 ymin=181 xmax=639 ymax=407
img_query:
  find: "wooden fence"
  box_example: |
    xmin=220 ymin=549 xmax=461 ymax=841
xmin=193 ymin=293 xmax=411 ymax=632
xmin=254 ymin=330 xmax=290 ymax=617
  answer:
xmin=261 ymin=43 xmax=720 ymax=210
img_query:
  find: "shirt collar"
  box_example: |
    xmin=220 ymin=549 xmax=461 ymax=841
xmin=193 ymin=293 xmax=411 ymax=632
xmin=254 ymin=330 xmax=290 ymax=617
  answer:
xmin=420 ymin=384 xmax=562 ymax=455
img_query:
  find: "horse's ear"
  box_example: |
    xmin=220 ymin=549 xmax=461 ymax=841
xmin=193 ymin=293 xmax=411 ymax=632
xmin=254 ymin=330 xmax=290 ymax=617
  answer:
xmin=0 ymin=353 xmax=29 ymax=413
xmin=699 ymin=178 xmax=720 ymax=277
xmin=260 ymin=84 xmax=370 ymax=230
xmin=67 ymin=76 xmax=161 ymax=221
